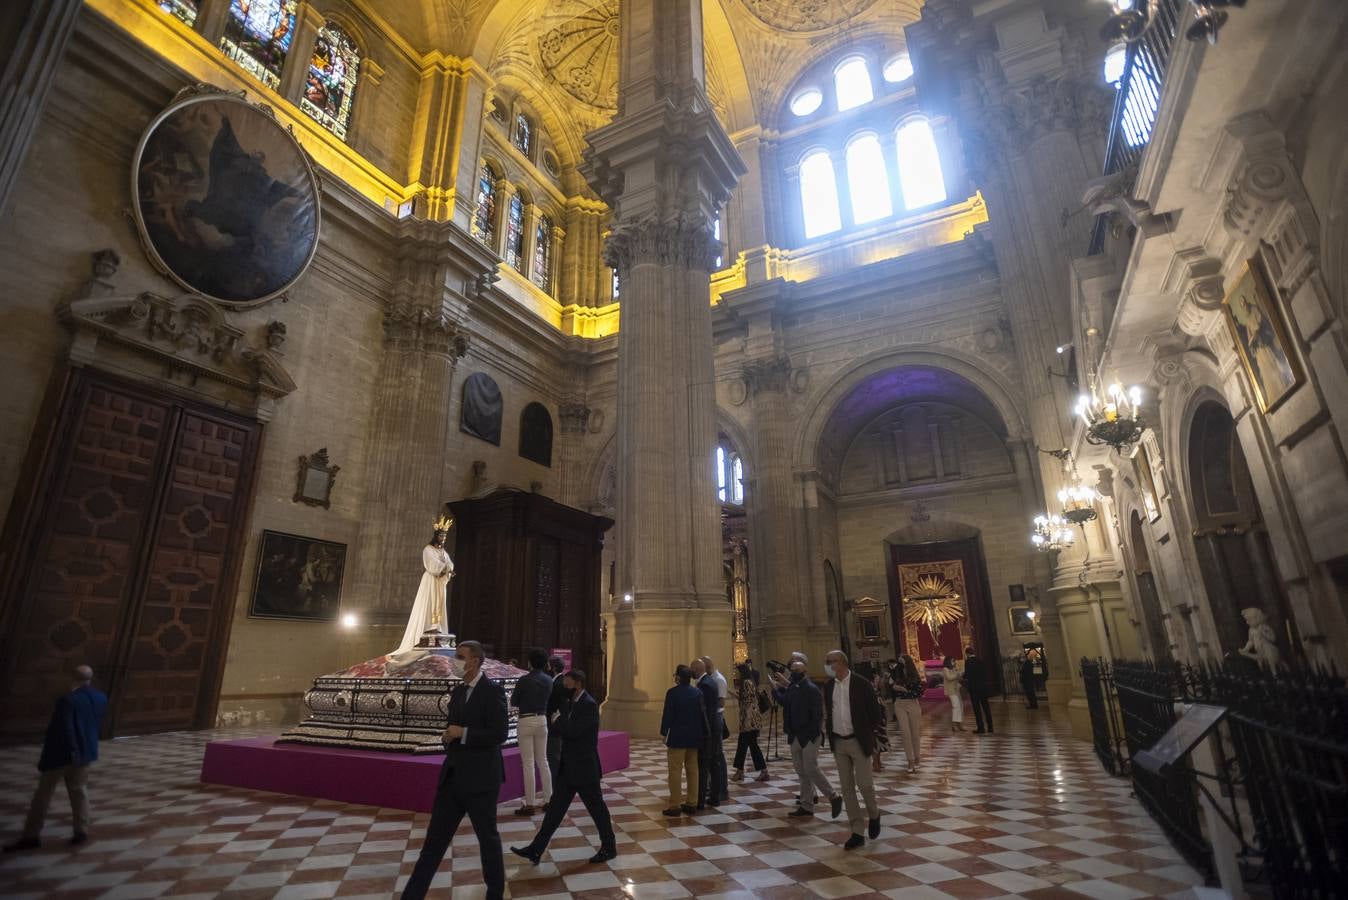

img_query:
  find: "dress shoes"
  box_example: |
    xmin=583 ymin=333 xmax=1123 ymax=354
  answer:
xmin=830 ymin=795 xmax=843 ymax=819
xmin=843 ymin=834 xmax=865 ymax=850
xmin=787 ymin=806 xmax=813 ymax=817
xmin=680 ymin=804 xmax=697 ymax=815
xmin=510 ymin=846 xmax=542 ymax=865
xmin=3 ymin=837 xmax=39 ymax=853
xmin=589 ymin=847 xmax=617 ymax=864
xmin=868 ymin=817 xmax=881 ymax=839
xmin=662 ymin=807 xmax=683 ymax=817
xmin=514 ymin=805 xmax=535 ymax=816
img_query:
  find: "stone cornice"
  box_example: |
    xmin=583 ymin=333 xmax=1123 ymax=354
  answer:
xmin=382 ymin=303 xmax=470 ymax=359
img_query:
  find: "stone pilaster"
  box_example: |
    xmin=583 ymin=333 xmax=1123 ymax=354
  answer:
xmin=406 ymin=56 xmax=491 ymax=226
xmin=278 ymin=3 xmax=323 ymax=105
xmin=581 ymin=0 xmax=746 ymax=734
xmin=0 ymin=0 xmax=81 ymax=220
xmin=556 ymin=398 xmax=591 ymax=508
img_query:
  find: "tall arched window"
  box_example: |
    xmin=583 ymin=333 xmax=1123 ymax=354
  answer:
xmin=158 ymin=0 xmax=198 ymax=25
xmin=845 ymin=134 xmax=892 ymax=225
xmin=834 ymin=56 xmax=873 ymax=112
xmin=301 ymin=21 xmax=360 ymax=140
xmin=532 ymin=215 xmax=553 ymax=291
xmin=895 ymin=118 xmax=947 ymax=209
xmin=504 ymin=192 xmax=525 ymax=271
xmin=519 ymin=402 xmax=553 ymax=467
xmin=472 ymin=164 xmax=497 ymax=247
xmin=220 ymin=0 xmax=298 ymax=91
xmin=799 ymin=150 xmax=842 ymax=238
xmin=716 ymin=444 xmax=745 ymax=505
xmin=513 ymin=113 xmax=533 ymax=157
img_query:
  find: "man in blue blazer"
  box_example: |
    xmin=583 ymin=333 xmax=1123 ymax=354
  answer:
xmin=401 ymin=641 xmax=508 ymax=900
xmin=510 ymin=670 xmax=617 ymax=865
xmin=4 ymin=665 xmax=107 ymax=851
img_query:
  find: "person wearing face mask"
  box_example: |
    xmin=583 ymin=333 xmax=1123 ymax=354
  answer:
xmin=401 ymin=641 xmax=508 ymax=900
xmin=823 ymin=650 xmax=884 ymax=850
xmin=770 ymin=654 xmax=841 ymax=820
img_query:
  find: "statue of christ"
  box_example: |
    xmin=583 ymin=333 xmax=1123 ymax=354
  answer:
xmin=393 ymin=514 xmax=455 ymax=656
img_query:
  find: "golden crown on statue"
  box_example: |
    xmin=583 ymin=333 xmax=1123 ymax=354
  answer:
xmin=433 ymin=513 xmax=454 ymax=532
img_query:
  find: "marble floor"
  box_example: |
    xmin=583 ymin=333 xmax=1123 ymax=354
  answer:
xmin=0 ymin=700 xmax=1208 ymax=899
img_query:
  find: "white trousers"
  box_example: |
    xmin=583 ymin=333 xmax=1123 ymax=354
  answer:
xmin=516 ymin=715 xmax=552 ymax=807
xmin=948 ymin=692 xmax=963 ymax=723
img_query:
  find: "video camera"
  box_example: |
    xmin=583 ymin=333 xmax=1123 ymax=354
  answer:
xmin=765 ymin=659 xmax=788 ymax=675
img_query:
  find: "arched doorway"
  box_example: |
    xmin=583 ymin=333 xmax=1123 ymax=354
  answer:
xmin=1128 ymin=511 xmax=1171 ymax=663
xmin=1186 ymin=401 xmax=1298 ymax=659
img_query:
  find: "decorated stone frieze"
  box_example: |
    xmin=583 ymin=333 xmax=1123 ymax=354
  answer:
xmin=741 ymin=354 xmax=796 ymax=396
xmin=558 ymin=400 xmax=591 ymax=434
xmin=382 ymin=302 xmax=470 ymax=359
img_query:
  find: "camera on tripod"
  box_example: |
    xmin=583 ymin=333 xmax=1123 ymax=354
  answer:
xmin=765 ymin=659 xmax=787 ymax=675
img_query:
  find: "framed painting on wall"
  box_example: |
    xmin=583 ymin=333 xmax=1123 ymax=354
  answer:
xmin=1222 ymin=258 xmax=1305 ymax=413
xmin=1008 ymin=605 xmax=1037 ymax=636
xmin=250 ymin=530 xmax=346 ymax=621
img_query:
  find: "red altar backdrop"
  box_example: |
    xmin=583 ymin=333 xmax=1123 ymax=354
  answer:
xmin=896 ymin=559 xmax=969 ymax=663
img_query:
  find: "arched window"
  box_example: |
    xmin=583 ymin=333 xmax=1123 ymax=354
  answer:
xmin=834 ymin=56 xmax=873 ymax=112
xmin=712 ymin=211 xmax=725 ymax=269
xmin=845 ymin=134 xmax=892 ymax=225
xmin=716 ymin=444 xmax=745 ymax=505
xmin=895 ymin=118 xmax=947 ymax=209
xmin=158 ymin=0 xmax=198 ymax=25
xmin=220 ymin=0 xmax=298 ymax=91
xmin=519 ymin=402 xmax=553 ymax=467
xmin=799 ymin=150 xmax=842 ymax=238
xmin=532 ymin=215 xmax=553 ymax=291
xmin=504 ymin=192 xmax=525 ymax=271
xmin=301 ymin=21 xmax=360 ymax=140
xmin=731 ymin=455 xmax=744 ymax=504
xmin=472 ymin=164 xmax=497 ymax=247
xmin=611 ymin=269 xmax=620 ymax=299
xmin=513 ymin=113 xmax=533 ymax=157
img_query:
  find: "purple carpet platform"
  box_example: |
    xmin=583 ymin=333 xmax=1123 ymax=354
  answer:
xmin=201 ymin=731 xmax=631 ymax=813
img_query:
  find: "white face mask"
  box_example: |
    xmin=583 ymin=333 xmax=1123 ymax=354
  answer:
xmin=450 ymin=657 xmax=467 ymax=679
xmin=825 ymin=663 xmax=837 ymax=679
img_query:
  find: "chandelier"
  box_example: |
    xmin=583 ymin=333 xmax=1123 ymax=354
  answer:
xmin=1057 ymin=479 xmax=1098 ymax=525
xmin=1076 ymin=380 xmax=1144 ymax=452
xmin=1031 ymin=514 xmax=1075 ymax=553
xmin=1100 ymin=0 xmax=1247 ymax=46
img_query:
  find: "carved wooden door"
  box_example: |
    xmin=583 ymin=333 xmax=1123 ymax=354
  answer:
xmin=0 ymin=372 xmax=258 ymax=738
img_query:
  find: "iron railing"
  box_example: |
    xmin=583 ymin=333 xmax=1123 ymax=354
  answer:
xmin=1081 ymin=656 xmax=1348 ymax=899
xmin=1087 ymin=0 xmax=1186 ymax=255
xmin=1080 ymin=657 xmax=1128 ymax=775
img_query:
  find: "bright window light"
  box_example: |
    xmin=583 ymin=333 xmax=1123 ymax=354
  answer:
xmin=833 ymin=57 xmax=873 ymax=111
xmin=790 ymin=88 xmax=823 ymax=116
xmin=883 ymin=53 xmax=914 ymax=83
xmin=1104 ymin=44 xmax=1127 ymax=85
xmin=716 ymin=445 xmax=727 ymax=501
xmin=845 ymin=134 xmax=893 ymax=224
xmin=799 ymin=150 xmax=842 ymax=238
xmin=896 ymin=118 xmax=947 ymax=209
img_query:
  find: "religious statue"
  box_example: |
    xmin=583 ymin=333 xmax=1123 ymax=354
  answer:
xmin=902 ymin=574 xmax=965 ymax=658
xmin=393 ymin=514 xmax=456 ymax=657
xmin=1239 ymin=607 xmax=1282 ymax=671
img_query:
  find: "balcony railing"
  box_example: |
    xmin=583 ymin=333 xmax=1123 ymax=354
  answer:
xmin=1088 ymin=0 xmax=1186 ymax=254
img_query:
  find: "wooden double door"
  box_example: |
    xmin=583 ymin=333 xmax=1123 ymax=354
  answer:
xmin=0 ymin=371 xmax=260 ymax=739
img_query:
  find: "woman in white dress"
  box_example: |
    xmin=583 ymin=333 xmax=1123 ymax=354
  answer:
xmin=394 ymin=515 xmax=454 ymax=656
xmin=942 ymin=655 xmax=965 ymax=732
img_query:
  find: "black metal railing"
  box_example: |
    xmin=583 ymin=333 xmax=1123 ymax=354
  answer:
xmin=1081 ymin=656 xmax=1348 ymax=898
xmin=1080 ymin=657 xmax=1128 ymax=775
xmin=1087 ymin=0 xmax=1186 ymax=254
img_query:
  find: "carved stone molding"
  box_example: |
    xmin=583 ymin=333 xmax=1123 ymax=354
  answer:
xmin=741 ymin=354 xmax=794 ymax=396
xmin=603 ymin=214 xmax=719 ymax=273
xmin=558 ymin=400 xmax=591 ymax=434
xmin=382 ymin=303 xmax=470 ymax=359
xmin=968 ymin=73 xmax=1112 ymax=168
xmin=1174 ymin=251 xmax=1226 ymax=337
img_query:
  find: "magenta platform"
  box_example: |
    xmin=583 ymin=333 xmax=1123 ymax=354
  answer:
xmin=200 ymin=731 xmax=631 ymax=812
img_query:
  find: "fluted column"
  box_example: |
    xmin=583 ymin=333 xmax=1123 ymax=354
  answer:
xmin=556 ymin=400 xmax=591 ymax=507
xmin=582 ymin=0 xmax=746 ymax=734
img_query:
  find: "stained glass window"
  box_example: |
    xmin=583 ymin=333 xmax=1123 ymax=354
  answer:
xmin=505 ymin=193 xmax=525 ymax=271
xmin=513 ymin=113 xmax=533 ymax=158
xmin=532 ymin=216 xmax=553 ymax=291
xmin=158 ymin=0 xmax=198 ymax=26
xmin=301 ymin=22 xmax=361 ymax=140
xmin=472 ymin=164 xmax=497 ymax=247
xmin=221 ymin=0 xmax=297 ymax=91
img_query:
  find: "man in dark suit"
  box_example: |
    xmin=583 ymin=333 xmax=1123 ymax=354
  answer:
xmin=769 ymin=654 xmax=840 ymax=820
xmin=545 ymin=655 xmax=569 ymax=777
xmin=401 ymin=641 xmax=508 ymax=900
xmin=4 ymin=665 xmax=107 ymax=851
xmin=691 ymin=658 xmax=721 ymax=808
xmin=962 ymin=646 xmax=994 ymax=734
xmin=822 ymin=650 xmax=885 ymax=849
xmin=510 ymin=670 xmax=617 ymax=865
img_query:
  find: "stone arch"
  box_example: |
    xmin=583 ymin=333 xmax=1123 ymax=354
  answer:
xmin=794 ymin=347 xmax=1029 ymax=475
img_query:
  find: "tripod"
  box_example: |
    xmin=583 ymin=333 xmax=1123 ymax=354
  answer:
xmin=766 ymin=693 xmax=786 ymax=762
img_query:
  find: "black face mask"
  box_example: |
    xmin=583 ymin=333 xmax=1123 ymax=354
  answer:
xmin=789 ymin=670 xmax=806 ymax=682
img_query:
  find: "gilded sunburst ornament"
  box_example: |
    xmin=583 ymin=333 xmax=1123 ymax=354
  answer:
xmin=537 ymin=0 xmax=621 ymax=111
xmin=902 ymin=575 xmax=965 ymax=639
xmin=741 ymin=0 xmax=880 ymax=33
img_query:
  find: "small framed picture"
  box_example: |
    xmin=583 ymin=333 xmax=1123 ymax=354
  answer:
xmin=1222 ymin=257 xmax=1305 ymax=413
xmin=250 ymin=530 xmax=346 ymax=621
xmin=1008 ymin=606 xmax=1037 ymax=636
xmin=859 ymin=614 xmax=882 ymax=641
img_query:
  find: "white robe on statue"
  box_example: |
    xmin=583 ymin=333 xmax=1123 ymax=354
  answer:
xmin=394 ymin=544 xmax=453 ymax=655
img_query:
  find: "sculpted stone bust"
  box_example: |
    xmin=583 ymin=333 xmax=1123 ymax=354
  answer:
xmin=1239 ymin=607 xmax=1282 ymax=671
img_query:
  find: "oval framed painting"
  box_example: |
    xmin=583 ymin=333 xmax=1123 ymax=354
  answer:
xmin=131 ymin=87 xmax=321 ymax=308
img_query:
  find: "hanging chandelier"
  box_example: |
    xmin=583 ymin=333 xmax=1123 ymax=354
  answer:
xmin=1100 ymin=0 xmax=1247 ymax=46
xmin=1031 ymin=514 xmax=1075 ymax=553
xmin=1076 ymin=380 xmax=1144 ymax=452
xmin=1057 ymin=479 xmax=1099 ymax=525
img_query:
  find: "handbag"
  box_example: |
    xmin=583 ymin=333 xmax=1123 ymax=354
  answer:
xmin=756 ymin=688 xmax=771 ymax=715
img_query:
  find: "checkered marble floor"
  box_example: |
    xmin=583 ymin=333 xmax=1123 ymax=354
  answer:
xmin=0 ymin=701 xmax=1208 ymax=899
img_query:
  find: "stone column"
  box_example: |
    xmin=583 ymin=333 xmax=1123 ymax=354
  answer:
xmin=546 ymin=224 xmax=565 ymax=296
xmin=407 ymin=57 xmax=491 ymax=226
xmin=556 ymin=400 xmax=591 ymax=507
xmin=279 ymin=3 xmax=324 ymax=105
xmin=0 ymin=0 xmax=81 ymax=221
xmin=581 ymin=0 xmax=746 ymax=734
xmin=494 ymin=179 xmax=516 ymax=260
xmin=194 ymin=0 xmax=231 ymax=44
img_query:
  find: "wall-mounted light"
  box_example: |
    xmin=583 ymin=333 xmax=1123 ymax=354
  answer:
xmin=341 ymin=613 xmax=359 ymax=629
xmin=622 ymin=592 xmax=633 ymax=604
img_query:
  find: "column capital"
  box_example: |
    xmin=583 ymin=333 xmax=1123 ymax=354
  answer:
xmin=741 ymin=354 xmax=795 ymax=396
xmin=558 ymin=400 xmax=591 ymax=434
xmin=382 ymin=303 xmax=470 ymax=359
xmin=603 ymin=214 xmax=719 ymax=273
